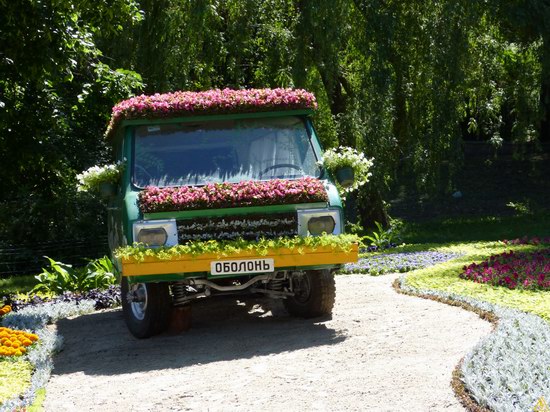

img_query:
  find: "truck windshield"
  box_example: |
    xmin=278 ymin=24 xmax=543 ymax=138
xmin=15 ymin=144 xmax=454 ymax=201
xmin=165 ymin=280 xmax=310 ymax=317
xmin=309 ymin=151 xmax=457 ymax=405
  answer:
xmin=133 ymin=116 xmax=321 ymax=187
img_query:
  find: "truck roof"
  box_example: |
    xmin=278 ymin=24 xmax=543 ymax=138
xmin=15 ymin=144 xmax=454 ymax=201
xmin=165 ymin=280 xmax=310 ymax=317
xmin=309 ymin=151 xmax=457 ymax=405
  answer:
xmin=105 ymin=88 xmax=317 ymax=140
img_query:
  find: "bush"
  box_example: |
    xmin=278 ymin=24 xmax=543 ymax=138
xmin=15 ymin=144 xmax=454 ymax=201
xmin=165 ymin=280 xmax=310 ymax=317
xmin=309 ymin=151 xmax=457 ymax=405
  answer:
xmin=32 ymin=256 xmax=118 ymax=294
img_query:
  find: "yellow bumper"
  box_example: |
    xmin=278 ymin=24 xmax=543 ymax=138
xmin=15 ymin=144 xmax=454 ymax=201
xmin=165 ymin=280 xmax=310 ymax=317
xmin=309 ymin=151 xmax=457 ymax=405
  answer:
xmin=121 ymin=244 xmax=358 ymax=277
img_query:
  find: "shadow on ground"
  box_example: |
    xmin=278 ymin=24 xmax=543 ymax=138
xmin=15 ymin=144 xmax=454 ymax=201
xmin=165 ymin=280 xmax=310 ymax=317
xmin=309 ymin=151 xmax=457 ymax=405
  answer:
xmin=51 ymin=296 xmax=346 ymax=376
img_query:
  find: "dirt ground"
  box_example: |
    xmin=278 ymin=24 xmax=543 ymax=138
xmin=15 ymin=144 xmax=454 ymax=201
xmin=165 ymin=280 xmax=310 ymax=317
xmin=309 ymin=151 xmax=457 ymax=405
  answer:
xmin=43 ymin=274 xmax=491 ymax=411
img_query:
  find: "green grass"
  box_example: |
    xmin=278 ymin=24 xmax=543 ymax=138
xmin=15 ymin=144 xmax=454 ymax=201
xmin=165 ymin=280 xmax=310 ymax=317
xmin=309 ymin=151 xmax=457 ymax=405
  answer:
xmin=403 ymin=242 xmax=550 ymax=321
xmin=0 ymin=274 xmax=38 ymax=295
xmin=403 ymin=212 xmax=550 ymax=243
xmin=0 ymin=358 xmax=33 ymax=404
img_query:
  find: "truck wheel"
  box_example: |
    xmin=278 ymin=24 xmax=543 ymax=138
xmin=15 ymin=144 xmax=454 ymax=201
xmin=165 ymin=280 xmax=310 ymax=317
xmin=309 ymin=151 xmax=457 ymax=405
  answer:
xmin=284 ymin=270 xmax=335 ymax=318
xmin=121 ymin=277 xmax=171 ymax=338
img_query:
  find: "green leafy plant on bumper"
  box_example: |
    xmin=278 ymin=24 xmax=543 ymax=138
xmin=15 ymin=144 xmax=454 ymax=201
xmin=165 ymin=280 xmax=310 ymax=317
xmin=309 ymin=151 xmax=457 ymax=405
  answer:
xmin=115 ymin=234 xmax=360 ymax=262
xmin=32 ymin=256 xmax=118 ymax=294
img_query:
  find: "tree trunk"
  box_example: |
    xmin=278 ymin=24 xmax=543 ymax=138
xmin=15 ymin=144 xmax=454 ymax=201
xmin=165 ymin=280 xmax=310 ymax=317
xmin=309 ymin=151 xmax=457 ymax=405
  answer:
xmin=540 ymin=35 xmax=550 ymax=141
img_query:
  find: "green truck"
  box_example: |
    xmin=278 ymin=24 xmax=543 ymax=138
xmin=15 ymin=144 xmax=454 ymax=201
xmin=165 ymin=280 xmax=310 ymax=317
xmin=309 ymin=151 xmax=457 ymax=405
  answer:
xmin=105 ymin=88 xmax=358 ymax=338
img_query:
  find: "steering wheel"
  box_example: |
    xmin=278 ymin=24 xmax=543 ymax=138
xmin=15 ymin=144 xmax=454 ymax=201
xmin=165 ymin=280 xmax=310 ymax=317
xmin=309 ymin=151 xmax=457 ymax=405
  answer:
xmin=260 ymin=164 xmax=303 ymax=178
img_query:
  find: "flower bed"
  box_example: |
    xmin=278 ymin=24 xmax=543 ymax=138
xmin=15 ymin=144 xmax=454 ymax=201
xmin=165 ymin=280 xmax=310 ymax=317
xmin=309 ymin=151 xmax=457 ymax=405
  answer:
xmin=460 ymin=249 xmax=550 ymax=290
xmin=106 ymin=88 xmax=317 ymax=139
xmin=139 ymin=177 xmax=328 ymax=213
xmin=0 ymin=301 xmax=95 ymax=411
xmin=339 ymin=251 xmax=461 ymax=275
xmin=4 ymin=286 xmax=121 ymax=312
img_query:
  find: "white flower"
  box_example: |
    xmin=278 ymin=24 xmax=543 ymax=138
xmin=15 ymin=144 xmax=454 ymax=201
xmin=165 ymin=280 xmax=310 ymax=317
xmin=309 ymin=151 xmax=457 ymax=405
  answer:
xmin=320 ymin=146 xmax=374 ymax=197
xmin=76 ymin=161 xmax=124 ymax=192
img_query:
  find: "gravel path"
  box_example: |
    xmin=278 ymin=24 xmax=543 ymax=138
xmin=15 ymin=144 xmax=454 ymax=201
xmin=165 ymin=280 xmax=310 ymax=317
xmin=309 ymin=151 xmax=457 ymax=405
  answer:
xmin=43 ymin=274 xmax=491 ymax=411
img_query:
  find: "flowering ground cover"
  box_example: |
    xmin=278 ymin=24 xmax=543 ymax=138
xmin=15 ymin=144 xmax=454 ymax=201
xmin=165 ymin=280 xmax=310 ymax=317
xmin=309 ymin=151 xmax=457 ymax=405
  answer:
xmin=339 ymin=250 xmax=461 ymax=275
xmin=400 ymin=238 xmax=550 ymax=411
xmin=461 ymin=249 xmax=550 ymax=290
xmin=139 ymin=177 xmax=328 ymax=213
xmin=106 ymin=88 xmax=317 ymax=139
xmin=4 ymin=285 xmax=121 ymax=312
xmin=404 ymin=242 xmax=550 ymax=321
xmin=0 ymin=300 xmax=95 ymax=411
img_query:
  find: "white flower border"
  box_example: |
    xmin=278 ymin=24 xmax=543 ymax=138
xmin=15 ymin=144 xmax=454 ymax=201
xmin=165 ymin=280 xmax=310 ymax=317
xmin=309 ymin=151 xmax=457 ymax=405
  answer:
xmin=0 ymin=301 xmax=96 ymax=411
xmin=398 ymin=275 xmax=550 ymax=411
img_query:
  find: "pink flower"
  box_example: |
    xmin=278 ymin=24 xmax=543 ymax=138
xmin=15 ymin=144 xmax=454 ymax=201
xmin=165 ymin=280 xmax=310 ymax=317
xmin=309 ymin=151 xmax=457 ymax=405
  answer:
xmin=138 ymin=177 xmax=327 ymax=213
xmin=105 ymin=88 xmax=318 ymax=139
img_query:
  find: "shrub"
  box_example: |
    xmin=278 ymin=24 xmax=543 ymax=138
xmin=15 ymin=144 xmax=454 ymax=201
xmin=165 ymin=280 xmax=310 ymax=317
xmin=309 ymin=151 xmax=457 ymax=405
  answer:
xmin=32 ymin=256 xmax=118 ymax=294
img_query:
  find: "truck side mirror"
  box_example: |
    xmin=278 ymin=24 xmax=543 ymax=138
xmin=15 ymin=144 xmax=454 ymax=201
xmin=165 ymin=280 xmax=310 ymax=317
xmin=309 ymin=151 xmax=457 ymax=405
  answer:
xmin=335 ymin=166 xmax=354 ymax=189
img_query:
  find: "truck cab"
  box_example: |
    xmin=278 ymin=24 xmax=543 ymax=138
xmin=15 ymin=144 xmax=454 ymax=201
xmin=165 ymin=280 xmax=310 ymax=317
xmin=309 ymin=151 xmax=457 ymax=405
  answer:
xmin=106 ymin=89 xmax=358 ymax=338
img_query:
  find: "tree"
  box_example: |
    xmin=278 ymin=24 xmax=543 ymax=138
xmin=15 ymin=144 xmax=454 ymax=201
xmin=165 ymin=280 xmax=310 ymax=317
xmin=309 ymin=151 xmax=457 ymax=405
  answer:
xmin=0 ymin=0 xmax=143 ymax=243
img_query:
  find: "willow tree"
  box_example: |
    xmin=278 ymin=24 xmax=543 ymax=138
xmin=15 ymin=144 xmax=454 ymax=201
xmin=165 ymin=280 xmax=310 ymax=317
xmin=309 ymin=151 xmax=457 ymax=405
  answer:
xmin=54 ymin=0 xmax=550 ymax=232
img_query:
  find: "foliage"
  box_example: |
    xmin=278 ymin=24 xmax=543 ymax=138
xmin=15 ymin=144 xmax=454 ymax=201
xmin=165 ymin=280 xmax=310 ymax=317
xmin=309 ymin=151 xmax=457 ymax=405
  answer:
xmin=106 ymin=88 xmax=317 ymax=138
xmin=115 ymin=234 xmax=360 ymax=262
xmin=363 ymin=221 xmax=402 ymax=249
xmin=461 ymin=249 xmax=550 ymax=290
xmin=0 ymin=358 xmax=33 ymax=405
xmin=2 ymin=0 xmax=550 ymax=261
xmin=32 ymin=256 xmax=118 ymax=294
xmin=339 ymin=250 xmax=461 ymax=275
xmin=319 ymin=146 xmax=373 ymax=197
xmin=139 ymin=177 xmax=328 ymax=213
xmin=76 ymin=162 xmax=124 ymax=193
xmin=0 ymin=0 xmax=143 ymax=246
xmin=4 ymin=286 xmax=121 ymax=312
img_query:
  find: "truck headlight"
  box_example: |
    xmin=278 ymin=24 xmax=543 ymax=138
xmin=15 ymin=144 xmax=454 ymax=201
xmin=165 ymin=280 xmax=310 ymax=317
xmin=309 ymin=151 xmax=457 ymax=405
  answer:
xmin=297 ymin=209 xmax=342 ymax=236
xmin=133 ymin=219 xmax=178 ymax=247
xmin=137 ymin=228 xmax=167 ymax=246
xmin=307 ymin=216 xmax=336 ymax=235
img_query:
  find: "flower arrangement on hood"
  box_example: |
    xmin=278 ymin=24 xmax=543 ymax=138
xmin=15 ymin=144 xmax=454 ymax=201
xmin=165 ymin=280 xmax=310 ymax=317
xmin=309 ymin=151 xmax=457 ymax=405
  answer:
xmin=139 ymin=177 xmax=328 ymax=213
xmin=105 ymin=88 xmax=317 ymax=139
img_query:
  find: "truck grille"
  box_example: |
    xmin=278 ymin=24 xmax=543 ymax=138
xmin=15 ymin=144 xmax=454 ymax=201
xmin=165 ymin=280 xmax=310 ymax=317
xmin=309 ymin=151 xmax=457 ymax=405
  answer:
xmin=176 ymin=212 xmax=298 ymax=243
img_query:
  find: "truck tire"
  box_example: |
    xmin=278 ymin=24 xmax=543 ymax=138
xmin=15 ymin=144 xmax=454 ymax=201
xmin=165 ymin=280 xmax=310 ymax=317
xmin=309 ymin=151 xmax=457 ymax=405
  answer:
xmin=284 ymin=270 xmax=335 ymax=318
xmin=121 ymin=277 xmax=171 ymax=338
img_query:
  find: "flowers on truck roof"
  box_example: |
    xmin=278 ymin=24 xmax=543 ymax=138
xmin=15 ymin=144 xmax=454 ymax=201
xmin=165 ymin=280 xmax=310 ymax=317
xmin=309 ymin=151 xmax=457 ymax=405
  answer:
xmin=106 ymin=88 xmax=317 ymax=139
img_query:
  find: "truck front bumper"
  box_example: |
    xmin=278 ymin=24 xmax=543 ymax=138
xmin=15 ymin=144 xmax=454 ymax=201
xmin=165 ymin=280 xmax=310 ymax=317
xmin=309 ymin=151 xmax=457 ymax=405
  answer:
xmin=120 ymin=244 xmax=358 ymax=278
